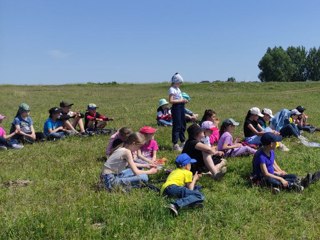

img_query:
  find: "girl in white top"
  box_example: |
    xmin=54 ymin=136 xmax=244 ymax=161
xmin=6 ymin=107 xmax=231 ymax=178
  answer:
xmin=101 ymin=132 xmax=157 ymax=191
xmin=169 ymin=73 xmax=188 ymax=151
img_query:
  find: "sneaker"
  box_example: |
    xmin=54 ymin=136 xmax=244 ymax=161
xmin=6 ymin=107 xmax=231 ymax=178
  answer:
xmin=168 ymin=204 xmax=179 ymax=217
xmin=278 ymin=143 xmax=290 ymax=152
xmin=180 ymin=142 xmax=185 ymax=149
xmin=291 ymin=182 xmax=304 ymax=192
xmin=272 ymin=187 xmax=281 ymax=195
xmin=212 ymin=167 xmax=227 ymax=181
xmin=0 ymin=145 xmax=7 ymax=151
xmin=217 ymin=159 xmax=227 ymax=169
xmin=173 ymin=144 xmax=182 ymax=152
xmin=301 ymin=173 xmax=312 ymax=188
xmin=12 ymin=144 xmax=24 ymax=149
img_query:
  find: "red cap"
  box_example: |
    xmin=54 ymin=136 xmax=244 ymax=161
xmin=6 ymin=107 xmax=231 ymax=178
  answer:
xmin=139 ymin=126 xmax=157 ymax=134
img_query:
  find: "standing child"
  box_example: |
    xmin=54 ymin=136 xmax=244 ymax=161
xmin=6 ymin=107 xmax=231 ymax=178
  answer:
xmin=161 ymin=153 xmax=204 ymax=216
xmin=0 ymin=114 xmax=22 ymax=150
xmin=106 ymin=127 xmax=133 ymax=156
xmin=136 ymin=126 xmax=159 ymax=164
xmin=43 ymin=107 xmax=69 ymax=140
xmin=252 ymin=132 xmax=304 ymax=193
xmin=157 ymin=99 xmax=172 ymax=126
xmin=169 ymin=73 xmax=188 ymax=151
xmin=84 ymin=103 xmax=113 ymax=131
xmin=101 ymin=132 xmax=158 ymax=191
xmin=218 ymin=118 xmax=256 ymax=157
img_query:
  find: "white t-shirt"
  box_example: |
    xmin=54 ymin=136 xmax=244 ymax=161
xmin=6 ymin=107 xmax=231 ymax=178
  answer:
xmin=201 ymin=136 xmax=211 ymax=146
xmin=168 ymin=86 xmax=182 ymax=100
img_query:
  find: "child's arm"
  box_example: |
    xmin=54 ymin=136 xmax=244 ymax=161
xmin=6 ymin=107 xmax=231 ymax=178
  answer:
xmin=15 ymin=125 xmax=36 ymax=139
xmin=151 ymin=150 xmax=157 ymax=163
xmin=195 ymin=142 xmax=224 ymax=156
xmin=247 ymin=124 xmax=264 ymax=136
xmin=3 ymin=131 xmax=16 ymax=139
xmin=260 ymin=163 xmax=288 ymax=187
xmin=137 ymin=149 xmax=154 ymax=164
xmin=273 ymin=160 xmax=287 ymax=175
xmin=186 ymin=172 xmax=201 ymax=190
xmin=126 ymin=150 xmax=157 ymax=175
xmin=169 ymin=95 xmax=188 ymax=104
xmin=48 ymin=126 xmax=65 ymax=134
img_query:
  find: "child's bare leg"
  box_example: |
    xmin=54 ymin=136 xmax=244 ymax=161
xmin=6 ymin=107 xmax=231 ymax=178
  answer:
xmin=64 ymin=120 xmax=77 ymax=132
xmin=73 ymin=116 xmax=85 ymax=133
xmin=97 ymin=121 xmax=106 ymax=129
xmin=202 ymin=152 xmax=222 ymax=175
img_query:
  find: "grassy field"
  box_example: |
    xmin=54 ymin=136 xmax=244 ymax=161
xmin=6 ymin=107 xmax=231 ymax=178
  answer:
xmin=0 ymin=82 xmax=320 ymax=240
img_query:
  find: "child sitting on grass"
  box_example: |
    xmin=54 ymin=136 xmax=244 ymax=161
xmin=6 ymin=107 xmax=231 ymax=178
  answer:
xmin=199 ymin=109 xmax=220 ymax=145
xmin=252 ymin=132 xmax=304 ymax=193
xmin=9 ymin=103 xmax=42 ymax=146
xmin=0 ymin=114 xmax=22 ymax=150
xmin=136 ymin=126 xmax=158 ymax=164
xmin=218 ymin=118 xmax=257 ymax=157
xmin=84 ymin=103 xmax=113 ymax=132
xmin=161 ymin=153 xmax=204 ymax=216
xmin=157 ymin=99 xmax=172 ymax=126
xmin=44 ymin=107 xmax=69 ymax=140
xmin=101 ymin=132 xmax=157 ymax=191
xmin=106 ymin=127 xmax=133 ymax=156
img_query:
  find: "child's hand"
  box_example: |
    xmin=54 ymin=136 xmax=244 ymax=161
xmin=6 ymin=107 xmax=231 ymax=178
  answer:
xmin=148 ymin=163 xmax=157 ymax=168
xmin=235 ymin=143 xmax=243 ymax=148
xmin=149 ymin=167 xmax=158 ymax=174
xmin=216 ymin=151 xmax=224 ymax=156
xmin=193 ymin=171 xmax=202 ymax=181
xmin=281 ymin=179 xmax=289 ymax=187
xmin=235 ymin=137 xmax=241 ymax=143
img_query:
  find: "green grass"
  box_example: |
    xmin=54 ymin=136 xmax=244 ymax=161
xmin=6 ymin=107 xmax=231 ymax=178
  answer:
xmin=0 ymin=82 xmax=320 ymax=239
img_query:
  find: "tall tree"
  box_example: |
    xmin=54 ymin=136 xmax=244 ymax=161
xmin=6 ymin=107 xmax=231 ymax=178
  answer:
xmin=286 ymin=46 xmax=307 ymax=81
xmin=258 ymin=47 xmax=294 ymax=82
xmin=306 ymin=47 xmax=320 ymax=81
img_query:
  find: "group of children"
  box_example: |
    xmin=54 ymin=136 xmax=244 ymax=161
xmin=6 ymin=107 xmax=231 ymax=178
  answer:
xmin=100 ymin=72 xmax=318 ymax=216
xmin=2 ymin=73 xmax=318 ymax=217
xmin=0 ymin=101 xmax=113 ymax=150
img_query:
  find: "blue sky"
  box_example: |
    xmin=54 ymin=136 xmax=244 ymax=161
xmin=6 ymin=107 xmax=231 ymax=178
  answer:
xmin=1 ymin=0 xmax=320 ymax=84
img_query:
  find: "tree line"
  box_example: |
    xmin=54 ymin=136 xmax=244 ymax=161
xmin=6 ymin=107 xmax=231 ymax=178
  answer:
xmin=258 ymin=46 xmax=320 ymax=82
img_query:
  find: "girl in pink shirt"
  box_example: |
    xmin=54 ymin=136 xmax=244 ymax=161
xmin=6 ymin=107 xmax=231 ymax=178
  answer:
xmin=136 ymin=126 xmax=159 ymax=164
xmin=0 ymin=114 xmax=22 ymax=150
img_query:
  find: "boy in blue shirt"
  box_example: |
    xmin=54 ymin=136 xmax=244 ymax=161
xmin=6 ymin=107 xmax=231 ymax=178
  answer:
xmin=44 ymin=107 xmax=68 ymax=140
xmin=161 ymin=153 xmax=204 ymax=216
xmin=252 ymin=132 xmax=304 ymax=193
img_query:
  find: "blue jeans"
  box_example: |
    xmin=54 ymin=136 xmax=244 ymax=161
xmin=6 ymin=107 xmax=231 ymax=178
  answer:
xmin=164 ymin=185 xmax=204 ymax=209
xmin=157 ymin=119 xmax=173 ymax=126
xmin=47 ymin=132 xmax=66 ymax=140
xmin=171 ymin=103 xmax=186 ymax=144
xmin=0 ymin=136 xmax=12 ymax=147
xmin=245 ymin=135 xmax=261 ymax=145
xmin=263 ymin=174 xmax=298 ymax=188
xmin=103 ymin=168 xmax=148 ymax=190
xmin=280 ymin=124 xmax=300 ymax=138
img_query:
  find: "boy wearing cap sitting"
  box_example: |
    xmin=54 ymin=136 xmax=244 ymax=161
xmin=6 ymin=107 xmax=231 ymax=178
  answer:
xmin=161 ymin=153 xmax=204 ymax=216
xmin=252 ymin=132 xmax=303 ymax=193
xmin=84 ymin=103 xmax=113 ymax=132
xmin=279 ymin=109 xmax=301 ymax=138
xmin=59 ymin=101 xmax=86 ymax=135
xmin=44 ymin=107 xmax=69 ymax=140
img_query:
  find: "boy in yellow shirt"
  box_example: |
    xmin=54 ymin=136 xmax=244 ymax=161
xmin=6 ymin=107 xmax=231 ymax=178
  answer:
xmin=161 ymin=153 xmax=204 ymax=216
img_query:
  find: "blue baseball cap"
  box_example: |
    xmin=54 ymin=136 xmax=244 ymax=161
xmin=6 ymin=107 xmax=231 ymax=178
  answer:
xmin=175 ymin=153 xmax=197 ymax=167
xmin=261 ymin=132 xmax=282 ymax=145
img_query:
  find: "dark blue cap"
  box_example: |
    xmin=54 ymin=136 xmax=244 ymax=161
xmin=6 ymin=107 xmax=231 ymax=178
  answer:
xmin=261 ymin=132 xmax=282 ymax=145
xmin=175 ymin=153 xmax=197 ymax=167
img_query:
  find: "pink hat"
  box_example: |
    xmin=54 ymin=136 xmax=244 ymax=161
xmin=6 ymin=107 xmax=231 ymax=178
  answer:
xmin=201 ymin=121 xmax=216 ymax=130
xmin=0 ymin=114 xmax=6 ymax=120
xmin=139 ymin=126 xmax=157 ymax=134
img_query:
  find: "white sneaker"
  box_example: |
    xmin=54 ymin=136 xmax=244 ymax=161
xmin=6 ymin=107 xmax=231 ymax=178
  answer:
xmin=180 ymin=142 xmax=185 ymax=149
xmin=12 ymin=144 xmax=24 ymax=149
xmin=168 ymin=204 xmax=179 ymax=217
xmin=278 ymin=143 xmax=290 ymax=152
xmin=0 ymin=145 xmax=7 ymax=151
xmin=173 ymin=144 xmax=182 ymax=152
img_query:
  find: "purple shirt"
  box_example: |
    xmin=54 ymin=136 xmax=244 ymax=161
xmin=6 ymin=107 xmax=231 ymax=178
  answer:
xmin=140 ymin=139 xmax=159 ymax=159
xmin=217 ymin=132 xmax=233 ymax=151
xmin=252 ymin=149 xmax=275 ymax=178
